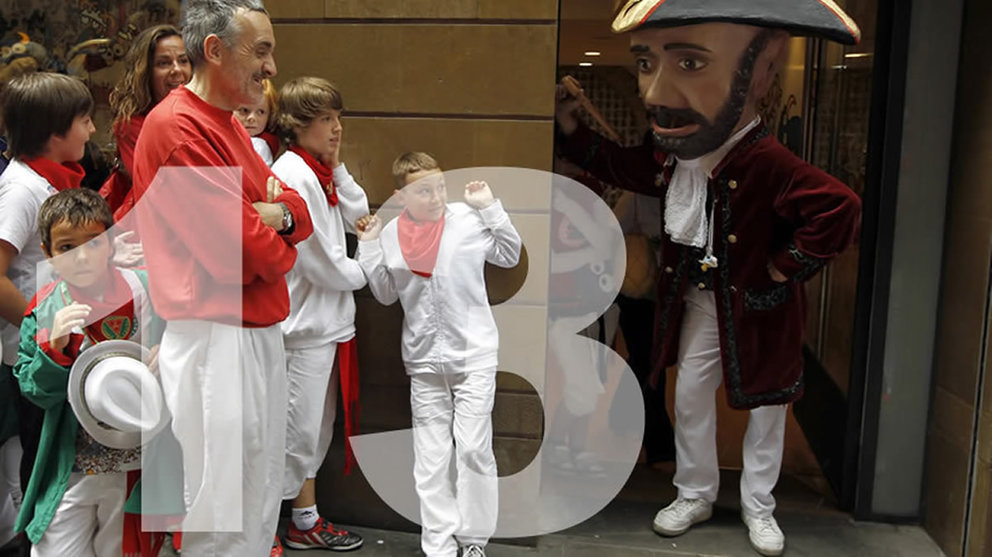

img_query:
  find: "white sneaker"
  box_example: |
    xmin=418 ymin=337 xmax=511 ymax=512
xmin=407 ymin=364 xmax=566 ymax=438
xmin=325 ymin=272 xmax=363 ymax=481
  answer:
xmin=652 ymin=497 xmax=713 ymax=536
xmin=742 ymin=513 xmax=785 ymax=556
xmin=461 ymin=545 xmax=486 ymax=557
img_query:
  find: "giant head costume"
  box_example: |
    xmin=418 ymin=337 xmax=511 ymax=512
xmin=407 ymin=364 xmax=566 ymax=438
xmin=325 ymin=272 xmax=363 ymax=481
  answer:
xmin=611 ymin=0 xmax=861 ymax=159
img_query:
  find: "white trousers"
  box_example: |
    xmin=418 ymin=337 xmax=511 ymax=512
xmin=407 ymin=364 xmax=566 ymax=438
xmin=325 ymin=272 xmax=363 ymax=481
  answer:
xmin=158 ymin=320 xmax=287 ymax=557
xmin=283 ymin=341 xmax=339 ymax=499
xmin=410 ymin=370 xmax=498 ymax=557
xmin=674 ymin=290 xmax=788 ymax=518
xmin=0 ymin=436 xmax=22 ymax=547
xmin=31 ymin=472 xmax=126 ymax=557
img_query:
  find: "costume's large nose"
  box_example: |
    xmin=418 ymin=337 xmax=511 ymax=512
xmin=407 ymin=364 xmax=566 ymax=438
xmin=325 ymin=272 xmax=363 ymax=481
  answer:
xmin=641 ymin=64 xmax=685 ymax=111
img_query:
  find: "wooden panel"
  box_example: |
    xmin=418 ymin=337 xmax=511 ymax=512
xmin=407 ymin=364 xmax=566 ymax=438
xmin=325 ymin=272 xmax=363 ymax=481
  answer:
xmin=493 ymin=391 xmax=543 ymax=438
xmin=267 ymin=0 xmax=323 ymax=19
xmin=493 ymin=437 xmax=541 ymax=476
xmin=924 ymin=403 xmax=972 ymax=554
xmin=934 ymin=215 xmax=992 ymax=402
xmin=967 ymin=457 xmax=992 ymax=557
xmin=320 ymin=0 xmax=557 ymax=20
xmin=478 ymin=0 xmax=558 ymax=19
xmin=354 ymin=295 xmax=406 ymax=381
xmin=272 ymin=24 xmax=557 ymax=116
xmin=931 ymin=388 xmax=978 ymax=456
xmin=323 ymin=0 xmax=476 ymax=19
xmin=336 ymin=117 xmax=554 ymax=204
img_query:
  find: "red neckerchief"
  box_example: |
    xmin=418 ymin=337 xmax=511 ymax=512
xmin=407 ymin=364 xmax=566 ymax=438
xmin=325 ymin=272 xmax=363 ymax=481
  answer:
xmin=258 ymin=131 xmax=280 ymax=158
xmin=397 ymin=209 xmax=445 ymax=278
xmin=60 ymin=269 xmax=138 ymax=344
xmin=289 ymin=145 xmax=338 ymax=206
xmin=23 ymin=157 xmax=85 ymax=192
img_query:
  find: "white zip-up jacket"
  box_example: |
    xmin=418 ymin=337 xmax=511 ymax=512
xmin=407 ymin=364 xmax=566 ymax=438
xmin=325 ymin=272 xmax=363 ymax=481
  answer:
xmin=357 ymin=201 xmax=521 ymax=374
xmin=272 ymin=151 xmax=369 ymax=349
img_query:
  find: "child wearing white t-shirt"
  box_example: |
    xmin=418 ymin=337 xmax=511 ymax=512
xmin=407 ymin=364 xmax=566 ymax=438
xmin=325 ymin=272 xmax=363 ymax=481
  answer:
xmin=0 ymin=75 xmax=95 ymax=555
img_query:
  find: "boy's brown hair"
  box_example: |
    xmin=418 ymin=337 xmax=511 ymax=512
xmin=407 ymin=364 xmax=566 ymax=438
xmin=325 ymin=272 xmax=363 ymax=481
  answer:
xmin=1 ymin=72 xmax=93 ymax=159
xmin=392 ymin=152 xmax=441 ymax=188
xmin=38 ymin=188 xmax=114 ymax=254
xmin=275 ymin=76 xmax=343 ymax=144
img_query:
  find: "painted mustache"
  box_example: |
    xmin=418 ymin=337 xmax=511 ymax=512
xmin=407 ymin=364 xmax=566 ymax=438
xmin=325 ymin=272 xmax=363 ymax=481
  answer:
xmin=648 ymin=107 xmax=708 ymax=129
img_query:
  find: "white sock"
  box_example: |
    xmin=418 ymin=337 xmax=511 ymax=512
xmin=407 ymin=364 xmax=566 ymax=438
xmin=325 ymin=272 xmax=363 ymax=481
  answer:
xmin=292 ymin=505 xmax=319 ymax=531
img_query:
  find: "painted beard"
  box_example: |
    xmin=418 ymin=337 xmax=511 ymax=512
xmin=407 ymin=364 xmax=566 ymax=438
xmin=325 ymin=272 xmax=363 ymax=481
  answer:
xmin=649 ymin=30 xmax=774 ymax=160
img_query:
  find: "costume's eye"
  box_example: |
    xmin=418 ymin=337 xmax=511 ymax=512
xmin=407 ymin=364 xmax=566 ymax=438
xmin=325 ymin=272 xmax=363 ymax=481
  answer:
xmin=678 ymin=58 xmax=707 ymax=71
xmin=635 ymin=58 xmax=652 ymax=73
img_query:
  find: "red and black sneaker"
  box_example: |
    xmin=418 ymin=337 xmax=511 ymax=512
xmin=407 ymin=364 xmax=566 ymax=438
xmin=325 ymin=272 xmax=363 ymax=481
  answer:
xmin=271 ymin=535 xmax=283 ymax=556
xmin=284 ymin=518 xmax=363 ymax=552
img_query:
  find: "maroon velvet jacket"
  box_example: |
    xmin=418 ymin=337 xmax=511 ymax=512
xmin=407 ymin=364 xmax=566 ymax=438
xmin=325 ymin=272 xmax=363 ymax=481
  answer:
xmin=561 ymin=124 xmax=861 ymax=409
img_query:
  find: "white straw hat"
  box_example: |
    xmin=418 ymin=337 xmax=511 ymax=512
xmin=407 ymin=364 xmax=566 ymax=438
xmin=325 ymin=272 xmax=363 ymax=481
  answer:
xmin=67 ymin=339 xmax=168 ymax=449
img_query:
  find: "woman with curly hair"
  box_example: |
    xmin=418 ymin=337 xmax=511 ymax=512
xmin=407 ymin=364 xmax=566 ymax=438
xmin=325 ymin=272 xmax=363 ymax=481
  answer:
xmin=101 ymin=24 xmax=191 ymax=218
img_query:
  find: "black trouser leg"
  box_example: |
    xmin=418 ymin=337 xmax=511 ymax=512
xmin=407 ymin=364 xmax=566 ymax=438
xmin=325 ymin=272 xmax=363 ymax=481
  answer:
xmin=615 ymin=295 xmax=675 ymax=463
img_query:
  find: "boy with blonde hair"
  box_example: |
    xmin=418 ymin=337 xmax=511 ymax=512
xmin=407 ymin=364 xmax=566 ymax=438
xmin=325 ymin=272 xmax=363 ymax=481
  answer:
xmin=271 ymin=76 xmax=366 ymax=552
xmin=356 ymin=152 xmax=522 ymax=557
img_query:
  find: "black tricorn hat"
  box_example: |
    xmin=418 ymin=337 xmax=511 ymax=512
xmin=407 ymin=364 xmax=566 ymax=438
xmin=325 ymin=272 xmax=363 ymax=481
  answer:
xmin=612 ymin=0 xmax=861 ymax=45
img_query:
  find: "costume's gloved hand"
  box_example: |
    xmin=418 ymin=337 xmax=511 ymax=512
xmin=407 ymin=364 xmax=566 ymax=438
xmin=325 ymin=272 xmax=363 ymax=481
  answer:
xmin=555 ymin=76 xmax=584 ymax=136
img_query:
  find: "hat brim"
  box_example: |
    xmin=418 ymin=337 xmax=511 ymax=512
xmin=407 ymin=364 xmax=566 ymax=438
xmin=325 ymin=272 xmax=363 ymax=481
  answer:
xmin=68 ymin=339 xmax=169 ymax=450
xmin=612 ymin=0 xmax=861 ymax=45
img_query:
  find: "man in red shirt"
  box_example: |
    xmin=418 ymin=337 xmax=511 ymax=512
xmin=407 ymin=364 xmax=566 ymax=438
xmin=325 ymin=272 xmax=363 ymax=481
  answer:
xmin=131 ymin=1 xmax=312 ymax=555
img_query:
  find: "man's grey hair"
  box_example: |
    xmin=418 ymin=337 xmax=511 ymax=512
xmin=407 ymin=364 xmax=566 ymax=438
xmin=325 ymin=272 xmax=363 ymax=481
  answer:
xmin=181 ymin=0 xmax=268 ymax=66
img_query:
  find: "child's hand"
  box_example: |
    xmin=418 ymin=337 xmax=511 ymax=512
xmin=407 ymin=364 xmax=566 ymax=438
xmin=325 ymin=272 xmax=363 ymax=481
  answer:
xmin=355 ymin=214 xmax=382 ymax=241
xmin=320 ymin=132 xmax=343 ymax=170
xmin=464 ymin=181 xmax=495 ymax=209
xmin=112 ymin=231 xmax=144 ymax=268
xmin=51 ymin=302 xmax=91 ymax=353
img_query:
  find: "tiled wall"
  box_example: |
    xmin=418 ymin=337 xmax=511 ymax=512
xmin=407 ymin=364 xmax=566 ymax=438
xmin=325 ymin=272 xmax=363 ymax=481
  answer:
xmin=924 ymin=0 xmax=992 ymax=552
xmin=267 ymin=1 xmax=558 ymax=529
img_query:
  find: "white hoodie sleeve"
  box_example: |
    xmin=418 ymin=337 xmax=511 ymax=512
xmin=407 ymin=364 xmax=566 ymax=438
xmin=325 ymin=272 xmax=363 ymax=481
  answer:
xmin=332 ymin=163 xmax=371 ymax=234
xmin=477 ymin=200 xmax=522 ymax=268
xmin=357 ymin=238 xmax=399 ymax=305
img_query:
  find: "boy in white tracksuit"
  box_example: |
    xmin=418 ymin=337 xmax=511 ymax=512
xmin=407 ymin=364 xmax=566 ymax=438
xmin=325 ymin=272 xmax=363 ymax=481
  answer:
xmin=271 ymin=77 xmax=366 ymax=552
xmin=355 ymin=152 xmax=521 ymax=557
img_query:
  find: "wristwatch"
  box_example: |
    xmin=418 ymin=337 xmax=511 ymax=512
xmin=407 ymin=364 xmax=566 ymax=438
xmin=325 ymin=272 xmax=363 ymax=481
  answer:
xmin=278 ymin=202 xmax=294 ymax=235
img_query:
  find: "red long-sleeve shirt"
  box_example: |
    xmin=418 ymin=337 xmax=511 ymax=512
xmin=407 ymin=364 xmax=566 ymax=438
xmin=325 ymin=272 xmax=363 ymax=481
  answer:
xmin=131 ymin=86 xmax=313 ymax=326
